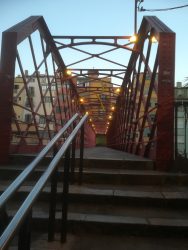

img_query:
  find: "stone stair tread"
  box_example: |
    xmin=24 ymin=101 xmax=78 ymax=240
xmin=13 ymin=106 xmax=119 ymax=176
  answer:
xmin=1 ymin=181 xmax=188 ymax=200
xmin=7 ymin=199 xmax=188 ymax=219
xmin=7 ymin=208 xmax=188 ymax=227
xmin=1 ymin=165 xmax=187 ymax=176
xmin=148 ymin=218 xmax=188 ymax=227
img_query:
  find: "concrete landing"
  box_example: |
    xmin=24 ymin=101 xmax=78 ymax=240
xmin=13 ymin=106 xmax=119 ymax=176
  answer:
xmin=77 ymin=147 xmax=152 ymax=161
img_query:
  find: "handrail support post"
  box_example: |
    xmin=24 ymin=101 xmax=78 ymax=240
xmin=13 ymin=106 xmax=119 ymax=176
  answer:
xmin=18 ymin=209 xmax=32 ymax=250
xmin=61 ymin=146 xmax=70 ymax=243
xmin=48 ymin=146 xmax=58 ymax=242
xmin=79 ymin=125 xmax=84 ymax=185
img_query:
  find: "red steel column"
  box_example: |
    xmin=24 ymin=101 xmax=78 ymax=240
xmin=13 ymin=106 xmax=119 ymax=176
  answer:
xmin=0 ymin=32 xmax=17 ymax=163
xmin=156 ymin=32 xmax=175 ymax=170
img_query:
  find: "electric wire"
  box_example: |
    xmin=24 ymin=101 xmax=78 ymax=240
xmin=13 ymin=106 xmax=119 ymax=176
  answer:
xmin=139 ymin=3 xmax=188 ymax=12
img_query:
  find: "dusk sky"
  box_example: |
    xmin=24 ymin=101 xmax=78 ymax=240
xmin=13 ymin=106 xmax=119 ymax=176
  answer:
xmin=0 ymin=0 xmax=188 ymax=84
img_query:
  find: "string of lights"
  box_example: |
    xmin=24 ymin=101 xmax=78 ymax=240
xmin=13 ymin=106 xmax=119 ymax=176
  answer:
xmin=139 ymin=3 xmax=188 ymax=12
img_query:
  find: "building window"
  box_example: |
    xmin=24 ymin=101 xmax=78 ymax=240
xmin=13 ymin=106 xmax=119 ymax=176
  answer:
xmin=44 ymin=96 xmax=51 ymax=103
xmin=149 ymin=114 xmax=155 ymax=122
xmin=143 ymin=128 xmax=150 ymax=137
xmin=14 ymin=84 xmax=19 ymax=93
xmin=25 ymin=97 xmax=34 ymax=107
xmin=25 ymin=114 xmax=32 ymax=123
xmin=51 ymin=85 xmax=56 ymax=91
xmin=56 ymin=106 xmax=61 ymax=113
xmin=29 ymin=86 xmax=35 ymax=97
xmin=100 ymin=94 xmax=107 ymax=101
xmin=41 ymin=78 xmax=46 ymax=83
xmin=39 ymin=116 xmax=46 ymax=124
xmin=42 ymin=85 xmax=47 ymax=91
xmin=177 ymin=119 xmax=184 ymax=129
xmin=66 ymin=83 xmax=70 ymax=89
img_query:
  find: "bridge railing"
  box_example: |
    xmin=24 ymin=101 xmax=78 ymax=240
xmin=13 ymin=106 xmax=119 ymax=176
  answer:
xmin=0 ymin=113 xmax=88 ymax=249
xmin=107 ymin=16 xmax=175 ymax=171
xmin=0 ymin=16 xmax=82 ymax=163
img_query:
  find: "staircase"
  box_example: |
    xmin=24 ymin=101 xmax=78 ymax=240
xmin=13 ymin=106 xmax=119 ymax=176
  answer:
xmin=1 ymin=147 xmax=188 ymax=250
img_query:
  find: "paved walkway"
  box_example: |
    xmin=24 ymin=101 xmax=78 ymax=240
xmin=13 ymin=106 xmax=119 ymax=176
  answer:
xmin=76 ymin=147 xmax=152 ymax=161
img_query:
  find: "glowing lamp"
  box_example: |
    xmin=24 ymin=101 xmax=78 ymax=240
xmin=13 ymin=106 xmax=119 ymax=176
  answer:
xmin=151 ymin=36 xmax=157 ymax=43
xmin=116 ymin=88 xmax=120 ymax=94
xmin=66 ymin=69 xmax=72 ymax=76
xmin=80 ymin=98 xmax=84 ymax=103
xmin=129 ymin=35 xmax=137 ymax=43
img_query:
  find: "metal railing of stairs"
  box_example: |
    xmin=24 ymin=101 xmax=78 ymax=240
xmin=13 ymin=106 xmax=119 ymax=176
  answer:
xmin=0 ymin=113 xmax=88 ymax=250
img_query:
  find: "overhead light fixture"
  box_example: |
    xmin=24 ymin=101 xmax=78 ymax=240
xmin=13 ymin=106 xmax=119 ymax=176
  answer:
xmin=129 ymin=34 xmax=137 ymax=43
xmin=151 ymin=36 xmax=157 ymax=43
xmin=65 ymin=69 xmax=72 ymax=76
xmin=80 ymin=98 xmax=84 ymax=103
xmin=116 ymin=88 xmax=121 ymax=94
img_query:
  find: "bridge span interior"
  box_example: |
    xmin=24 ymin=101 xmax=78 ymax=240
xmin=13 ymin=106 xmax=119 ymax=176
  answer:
xmin=0 ymin=15 xmax=175 ymax=170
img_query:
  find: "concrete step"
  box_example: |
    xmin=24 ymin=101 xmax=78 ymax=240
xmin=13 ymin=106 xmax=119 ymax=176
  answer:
xmin=9 ymin=152 xmax=154 ymax=170
xmin=1 ymin=181 xmax=188 ymax=208
xmin=0 ymin=166 xmax=188 ymax=185
xmin=7 ymin=198 xmax=188 ymax=218
xmin=6 ymin=207 xmax=188 ymax=237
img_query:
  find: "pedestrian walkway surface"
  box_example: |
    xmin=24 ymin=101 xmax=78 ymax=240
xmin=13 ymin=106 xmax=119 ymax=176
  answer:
xmin=76 ymin=146 xmax=152 ymax=161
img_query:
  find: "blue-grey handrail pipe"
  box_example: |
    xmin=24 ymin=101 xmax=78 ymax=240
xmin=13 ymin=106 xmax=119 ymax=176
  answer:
xmin=0 ymin=113 xmax=78 ymax=210
xmin=0 ymin=113 xmax=88 ymax=250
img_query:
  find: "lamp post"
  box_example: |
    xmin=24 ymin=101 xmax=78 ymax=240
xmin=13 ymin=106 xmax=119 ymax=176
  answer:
xmin=134 ymin=0 xmax=138 ymax=34
xmin=134 ymin=0 xmax=144 ymax=34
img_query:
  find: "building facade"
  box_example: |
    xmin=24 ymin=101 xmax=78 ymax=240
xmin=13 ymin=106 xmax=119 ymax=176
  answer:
xmin=175 ymin=82 xmax=188 ymax=158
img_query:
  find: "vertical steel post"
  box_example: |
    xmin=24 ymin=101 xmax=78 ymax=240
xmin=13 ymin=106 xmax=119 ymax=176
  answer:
xmin=70 ymin=122 xmax=76 ymax=183
xmin=79 ymin=125 xmax=84 ymax=185
xmin=61 ymin=147 xmax=70 ymax=243
xmin=18 ymin=210 xmax=32 ymax=250
xmin=156 ymin=32 xmax=175 ymax=170
xmin=0 ymin=32 xmax=17 ymax=163
xmin=48 ymin=146 xmax=58 ymax=241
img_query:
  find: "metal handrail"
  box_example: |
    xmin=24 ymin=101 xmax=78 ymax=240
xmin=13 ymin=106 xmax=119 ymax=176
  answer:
xmin=0 ymin=113 xmax=88 ymax=249
xmin=0 ymin=113 xmax=78 ymax=210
